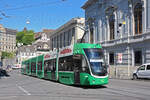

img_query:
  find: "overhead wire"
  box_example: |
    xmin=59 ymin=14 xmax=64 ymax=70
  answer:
xmin=0 ymin=0 xmax=67 ymax=21
xmin=0 ymin=0 xmax=67 ymax=11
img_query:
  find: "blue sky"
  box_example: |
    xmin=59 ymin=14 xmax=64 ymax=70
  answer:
xmin=0 ymin=0 xmax=86 ymax=32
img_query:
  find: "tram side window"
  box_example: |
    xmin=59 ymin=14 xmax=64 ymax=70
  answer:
xmin=44 ymin=59 xmax=56 ymax=72
xmin=27 ymin=63 xmax=29 ymax=70
xmin=31 ymin=62 xmax=33 ymax=72
xmin=59 ymin=55 xmax=89 ymax=72
xmin=38 ymin=61 xmax=42 ymax=70
xmin=27 ymin=63 xmax=30 ymax=72
xmin=49 ymin=59 xmax=56 ymax=71
xmin=33 ymin=62 xmax=36 ymax=71
xmin=44 ymin=61 xmax=49 ymax=72
xmin=25 ymin=63 xmax=27 ymax=70
xmin=81 ymin=56 xmax=89 ymax=73
xmin=53 ymin=59 xmax=56 ymax=71
xmin=31 ymin=62 xmax=36 ymax=72
xmin=59 ymin=56 xmax=74 ymax=71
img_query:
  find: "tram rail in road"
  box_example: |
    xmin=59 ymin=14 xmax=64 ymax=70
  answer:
xmin=0 ymin=70 xmax=150 ymax=100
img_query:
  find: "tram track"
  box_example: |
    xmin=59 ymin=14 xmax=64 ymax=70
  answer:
xmin=102 ymin=87 xmax=149 ymax=100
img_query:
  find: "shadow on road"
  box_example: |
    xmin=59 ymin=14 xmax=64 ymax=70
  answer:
xmin=73 ymin=85 xmax=107 ymax=89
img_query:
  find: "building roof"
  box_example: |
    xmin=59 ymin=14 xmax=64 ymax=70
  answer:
xmin=34 ymin=32 xmax=42 ymax=39
xmin=5 ymin=28 xmax=17 ymax=35
xmin=35 ymin=29 xmax=54 ymax=39
xmin=18 ymin=45 xmax=36 ymax=52
xmin=82 ymin=0 xmax=98 ymax=9
xmin=43 ymin=29 xmax=55 ymax=33
xmin=51 ymin=17 xmax=85 ymax=36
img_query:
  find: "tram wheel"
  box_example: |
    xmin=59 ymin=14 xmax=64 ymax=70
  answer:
xmin=133 ymin=74 xmax=138 ymax=80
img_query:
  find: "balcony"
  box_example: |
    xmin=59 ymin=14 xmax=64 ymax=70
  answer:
xmin=100 ymin=32 xmax=150 ymax=47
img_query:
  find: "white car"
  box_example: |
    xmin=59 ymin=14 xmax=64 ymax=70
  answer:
xmin=133 ymin=63 xmax=150 ymax=79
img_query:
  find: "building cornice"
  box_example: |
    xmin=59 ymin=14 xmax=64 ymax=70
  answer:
xmin=82 ymin=0 xmax=98 ymax=9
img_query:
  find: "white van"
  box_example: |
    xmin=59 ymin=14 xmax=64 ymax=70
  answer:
xmin=133 ymin=63 xmax=150 ymax=79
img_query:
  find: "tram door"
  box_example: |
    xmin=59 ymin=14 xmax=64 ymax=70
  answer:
xmin=44 ymin=61 xmax=48 ymax=78
xmin=74 ymin=66 xmax=80 ymax=84
xmin=73 ymin=55 xmax=81 ymax=84
xmin=51 ymin=59 xmax=56 ymax=80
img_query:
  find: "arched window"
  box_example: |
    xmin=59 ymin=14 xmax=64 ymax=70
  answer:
xmin=134 ymin=3 xmax=142 ymax=35
xmin=105 ymin=6 xmax=116 ymax=40
xmin=87 ymin=17 xmax=95 ymax=44
xmin=109 ymin=14 xmax=115 ymax=40
xmin=90 ymin=27 xmax=94 ymax=43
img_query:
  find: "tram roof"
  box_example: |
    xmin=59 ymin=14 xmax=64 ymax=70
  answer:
xmin=74 ymin=43 xmax=102 ymax=49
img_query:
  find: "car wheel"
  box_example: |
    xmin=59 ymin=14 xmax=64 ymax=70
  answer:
xmin=133 ymin=74 xmax=138 ymax=80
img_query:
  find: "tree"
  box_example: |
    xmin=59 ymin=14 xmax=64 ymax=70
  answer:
xmin=16 ymin=29 xmax=35 ymax=46
xmin=1 ymin=52 xmax=14 ymax=59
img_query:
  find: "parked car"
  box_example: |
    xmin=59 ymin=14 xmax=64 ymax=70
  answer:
xmin=12 ymin=64 xmax=21 ymax=69
xmin=133 ymin=63 xmax=150 ymax=79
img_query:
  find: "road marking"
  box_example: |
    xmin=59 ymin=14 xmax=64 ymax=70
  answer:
xmin=0 ymin=96 xmax=17 ymax=99
xmin=17 ymin=85 xmax=31 ymax=95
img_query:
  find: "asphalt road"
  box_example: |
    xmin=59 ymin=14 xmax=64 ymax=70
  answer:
xmin=0 ymin=70 xmax=150 ymax=100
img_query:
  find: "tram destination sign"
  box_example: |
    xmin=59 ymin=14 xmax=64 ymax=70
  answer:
xmin=59 ymin=45 xmax=73 ymax=57
xmin=44 ymin=53 xmax=51 ymax=60
xmin=44 ymin=51 xmax=57 ymax=60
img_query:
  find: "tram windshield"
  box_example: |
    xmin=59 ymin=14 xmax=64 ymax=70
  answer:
xmin=84 ymin=48 xmax=107 ymax=76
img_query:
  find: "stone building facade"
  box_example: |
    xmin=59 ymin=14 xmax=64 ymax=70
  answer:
xmin=50 ymin=17 xmax=85 ymax=50
xmin=16 ymin=45 xmax=36 ymax=67
xmin=82 ymin=0 xmax=150 ymax=79
xmin=0 ymin=24 xmax=17 ymax=53
xmin=16 ymin=29 xmax=54 ymax=66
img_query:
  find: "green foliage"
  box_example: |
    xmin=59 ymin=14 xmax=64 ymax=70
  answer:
xmin=16 ymin=30 xmax=35 ymax=46
xmin=1 ymin=52 xmax=15 ymax=59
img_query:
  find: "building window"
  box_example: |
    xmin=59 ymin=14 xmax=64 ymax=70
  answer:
xmin=67 ymin=31 xmax=70 ymax=46
xmin=109 ymin=14 xmax=115 ymax=40
xmin=105 ymin=6 xmax=116 ymax=40
xmin=134 ymin=50 xmax=142 ymax=65
xmin=90 ymin=27 xmax=94 ymax=43
xmin=109 ymin=53 xmax=114 ymax=65
xmin=60 ymin=34 xmax=62 ymax=48
xmin=51 ymin=38 xmax=53 ymax=50
xmin=54 ymin=37 xmax=56 ymax=48
xmin=72 ymin=27 xmax=75 ymax=37
xmin=63 ymin=32 xmax=66 ymax=47
xmin=59 ymin=34 xmax=61 ymax=48
xmin=57 ymin=35 xmax=59 ymax=48
xmin=65 ymin=32 xmax=68 ymax=46
xmin=134 ymin=3 xmax=142 ymax=35
xmin=72 ymin=27 xmax=75 ymax=43
xmin=68 ymin=30 xmax=71 ymax=46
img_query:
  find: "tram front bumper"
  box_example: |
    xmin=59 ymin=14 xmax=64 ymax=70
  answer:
xmin=87 ymin=76 xmax=108 ymax=85
xmin=80 ymin=73 xmax=109 ymax=86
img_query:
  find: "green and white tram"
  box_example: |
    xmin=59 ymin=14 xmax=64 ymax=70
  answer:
xmin=21 ymin=43 xmax=109 ymax=86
